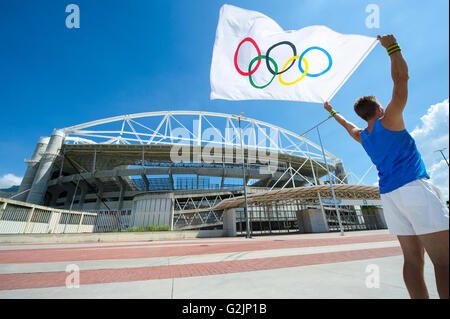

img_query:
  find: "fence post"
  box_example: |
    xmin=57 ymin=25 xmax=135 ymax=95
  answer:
xmin=46 ymin=211 xmax=54 ymax=234
xmin=24 ymin=207 xmax=35 ymax=234
xmin=0 ymin=201 xmax=6 ymax=220
xmin=77 ymin=213 xmax=84 ymax=233
xmin=52 ymin=212 xmax=62 ymax=234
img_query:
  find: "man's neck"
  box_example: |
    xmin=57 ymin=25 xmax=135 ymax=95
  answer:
xmin=365 ymin=117 xmax=380 ymax=133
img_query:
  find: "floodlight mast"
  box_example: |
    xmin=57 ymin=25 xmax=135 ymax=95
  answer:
xmin=435 ymin=148 xmax=449 ymax=167
xmin=234 ymin=112 xmax=251 ymax=239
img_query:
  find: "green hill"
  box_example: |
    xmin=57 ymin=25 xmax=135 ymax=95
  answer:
xmin=0 ymin=185 xmax=19 ymax=198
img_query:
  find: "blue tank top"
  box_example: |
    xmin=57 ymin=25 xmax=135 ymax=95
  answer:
xmin=360 ymin=119 xmax=429 ymax=194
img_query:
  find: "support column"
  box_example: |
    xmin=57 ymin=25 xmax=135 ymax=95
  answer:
xmin=64 ymin=183 xmax=77 ymax=210
xmin=77 ymin=181 xmax=88 ymax=211
xmin=115 ymin=176 xmax=126 ymax=211
xmin=27 ymin=129 xmax=65 ymax=204
xmin=16 ymin=137 xmax=50 ymax=201
xmin=141 ymin=174 xmax=149 ymax=191
xmin=223 ymin=208 xmax=237 ymax=237
xmin=94 ymin=179 xmax=105 ymax=210
xmin=49 ymin=189 xmax=63 ymax=207
xmin=169 ymin=169 xmax=174 ymax=190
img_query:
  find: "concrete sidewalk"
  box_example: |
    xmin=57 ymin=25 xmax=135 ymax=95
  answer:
xmin=0 ymin=230 xmax=440 ymax=299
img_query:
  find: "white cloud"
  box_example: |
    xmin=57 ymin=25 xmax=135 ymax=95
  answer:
xmin=411 ymin=99 xmax=449 ymax=140
xmin=428 ymin=159 xmax=449 ymax=201
xmin=0 ymin=174 xmax=22 ymax=189
xmin=411 ymin=98 xmax=449 ymax=201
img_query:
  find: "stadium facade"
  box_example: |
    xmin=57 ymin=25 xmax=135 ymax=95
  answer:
xmin=11 ymin=111 xmax=385 ymax=235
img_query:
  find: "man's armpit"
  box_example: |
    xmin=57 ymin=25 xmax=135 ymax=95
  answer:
xmin=351 ymin=128 xmax=363 ymax=144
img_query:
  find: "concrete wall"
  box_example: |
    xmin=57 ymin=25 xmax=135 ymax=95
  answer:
xmin=296 ymin=208 xmax=329 ymax=233
xmin=131 ymin=192 xmax=174 ymax=228
xmin=0 ymin=229 xmax=226 ymax=244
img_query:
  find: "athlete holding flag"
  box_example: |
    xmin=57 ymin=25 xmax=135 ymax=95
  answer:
xmin=323 ymin=34 xmax=449 ymax=299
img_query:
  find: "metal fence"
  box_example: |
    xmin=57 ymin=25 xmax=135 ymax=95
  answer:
xmin=325 ymin=208 xmax=385 ymax=232
xmin=87 ymin=209 xmax=133 ymax=232
xmin=0 ymin=197 xmax=98 ymax=234
xmin=236 ymin=202 xmax=299 ymax=235
xmin=0 ymin=197 xmax=155 ymax=234
xmin=235 ymin=200 xmax=386 ymax=236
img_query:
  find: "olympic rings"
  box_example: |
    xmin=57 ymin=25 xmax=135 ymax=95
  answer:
xmin=298 ymin=46 xmax=332 ymax=77
xmin=234 ymin=38 xmax=332 ymax=89
xmin=234 ymin=37 xmax=262 ymax=76
xmin=248 ymin=55 xmax=278 ymax=89
xmin=265 ymin=41 xmax=297 ymax=75
xmin=278 ymin=56 xmax=309 ymax=86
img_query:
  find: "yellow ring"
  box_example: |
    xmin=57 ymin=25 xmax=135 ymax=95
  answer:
xmin=278 ymin=55 xmax=309 ymax=86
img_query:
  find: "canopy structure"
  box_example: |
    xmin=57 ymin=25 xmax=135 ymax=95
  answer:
xmin=213 ymin=184 xmax=381 ymax=210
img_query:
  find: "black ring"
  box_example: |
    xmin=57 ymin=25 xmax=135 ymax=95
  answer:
xmin=265 ymin=41 xmax=297 ymax=75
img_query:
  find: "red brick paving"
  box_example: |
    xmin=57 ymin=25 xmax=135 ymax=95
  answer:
xmin=0 ymin=239 xmax=235 ymax=250
xmin=1 ymin=237 xmax=230 ymax=246
xmin=0 ymin=234 xmax=396 ymax=264
xmin=0 ymin=246 xmax=402 ymax=290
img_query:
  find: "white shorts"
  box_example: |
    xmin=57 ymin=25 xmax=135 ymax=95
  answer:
xmin=380 ymin=178 xmax=449 ymax=236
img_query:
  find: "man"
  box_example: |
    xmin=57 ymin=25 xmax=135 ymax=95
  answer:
xmin=324 ymin=34 xmax=449 ymax=299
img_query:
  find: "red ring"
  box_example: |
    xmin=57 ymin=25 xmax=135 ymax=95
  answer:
xmin=234 ymin=37 xmax=262 ymax=76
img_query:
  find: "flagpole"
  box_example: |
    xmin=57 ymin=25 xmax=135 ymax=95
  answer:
xmin=300 ymin=113 xmax=345 ymax=236
xmin=300 ymin=115 xmax=333 ymax=138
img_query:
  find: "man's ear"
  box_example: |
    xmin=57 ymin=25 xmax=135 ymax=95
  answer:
xmin=377 ymin=105 xmax=384 ymax=117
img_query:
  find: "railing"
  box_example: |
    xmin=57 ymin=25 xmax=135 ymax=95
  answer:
xmin=85 ymin=209 xmax=133 ymax=232
xmin=0 ymin=197 xmax=98 ymax=234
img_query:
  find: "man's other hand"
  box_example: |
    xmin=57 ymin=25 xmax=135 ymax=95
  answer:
xmin=377 ymin=34 xmax=397 ymax=48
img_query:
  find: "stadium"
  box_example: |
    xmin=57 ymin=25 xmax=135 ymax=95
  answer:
xmin=6 ymin=111 xmax=386 ymax=235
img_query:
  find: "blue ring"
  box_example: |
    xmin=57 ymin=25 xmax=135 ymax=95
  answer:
xmin=298 ymin=46 xmax=332 ymax=77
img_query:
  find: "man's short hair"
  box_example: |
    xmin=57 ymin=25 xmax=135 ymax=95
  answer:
xmin=353 ymin=96 xmax=380 ymax=121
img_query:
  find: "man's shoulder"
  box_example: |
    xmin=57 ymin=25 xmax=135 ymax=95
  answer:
xmin=380 ymin=113 xmax=405 ymax=131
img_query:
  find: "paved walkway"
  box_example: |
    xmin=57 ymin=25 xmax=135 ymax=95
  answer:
xmin=0 ymin=230 xmax=439 ymax=298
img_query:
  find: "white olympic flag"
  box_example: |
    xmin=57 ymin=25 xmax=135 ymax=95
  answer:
xmin=210 ymin=4 xmax=379 ymax=103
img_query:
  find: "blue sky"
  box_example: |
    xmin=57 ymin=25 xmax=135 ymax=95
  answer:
xmin=0 ymin=0 xmax=448 ymax=198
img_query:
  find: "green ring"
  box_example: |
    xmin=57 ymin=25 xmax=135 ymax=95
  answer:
xmin=248 ymin=55 xmax=278 ymax=89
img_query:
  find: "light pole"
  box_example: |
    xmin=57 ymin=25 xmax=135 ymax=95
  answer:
xmin=235 ymin=112 xmax=251 ymax=239
xmin=435 ymin=148 xmax=449 ymax=167
xmin=316 ymin=127 xmax=344 ymax=236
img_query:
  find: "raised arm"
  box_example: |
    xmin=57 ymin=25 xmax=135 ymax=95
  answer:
xmin=324 ymin=102 xmax=362 ymax=144
xmin=377 ymin=34 xmax=409 ymax=130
